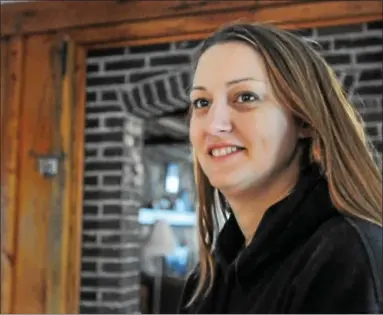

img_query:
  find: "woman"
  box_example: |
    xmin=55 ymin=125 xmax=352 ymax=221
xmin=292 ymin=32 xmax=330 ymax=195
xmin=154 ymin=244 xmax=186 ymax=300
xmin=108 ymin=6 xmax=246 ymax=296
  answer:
xmin=178 ymin=22 xmax=382 ymax=313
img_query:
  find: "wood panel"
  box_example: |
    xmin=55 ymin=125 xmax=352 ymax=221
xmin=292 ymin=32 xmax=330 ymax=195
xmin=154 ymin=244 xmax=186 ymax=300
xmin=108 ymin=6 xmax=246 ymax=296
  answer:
xmin=1 ymin=1 xmax=381 ymax=42
xmin=0 ymin=39 xmax=9 ymax=314
xmin=0 ymin=37 xmax=24 ymax=315
xmin=70 ymin=0 xmax=382 ymax=48
xmin=46 ymin=37 xmax=72 ymax=313
xmin=0 ymin=40 xmax=7 ymax=132
xmin=0 ymin=11 xmax=85 ymax=315
xmin=0 ymin=0 xmax=293 ymax=37
xmin=60 ymin=40 xmax=86 ymax=314
xmin=8 ymin=33 xmax=84 ymax=314
xmin=12 ymin=33 xmax=57 ymax=313
xmin=41 ymin=37 xmax=86 ymax=314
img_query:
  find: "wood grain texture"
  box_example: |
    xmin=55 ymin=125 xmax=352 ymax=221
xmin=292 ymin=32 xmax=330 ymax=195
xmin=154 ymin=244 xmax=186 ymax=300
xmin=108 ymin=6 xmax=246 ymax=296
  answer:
xmin=46 ymin=36 xmax=69 ymax=314
xmin=0 ymin=38 xmax=10 ymax=315
xmin=0 ymin=40 xmax=7 ymax=132
xmin=0 ymin=37 xmax=24 ymax=315
xmin=5 ymin=34 xmax=86 ymax=314
xmin=70 ymin=0 xmax=382 ymax=48
xmin=60 ymin=40 xmax=86 ymax=314
xmin=1 ymin=0 xmax=381 ymax=42
xmin=11 ymin=33 xmax=58 ymax=313
xmin=0 ymin=0 xmax=290 ymax=37
xmin=67 ymin=44 xmax=86 ymax=314
xmin=0 ymin=30 xmax=85 ymax=315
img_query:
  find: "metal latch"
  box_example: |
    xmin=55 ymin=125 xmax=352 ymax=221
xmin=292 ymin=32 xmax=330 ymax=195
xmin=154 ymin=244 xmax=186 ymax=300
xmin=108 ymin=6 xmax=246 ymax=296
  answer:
xmin=30 ymin=151 xmax=65 ymax=178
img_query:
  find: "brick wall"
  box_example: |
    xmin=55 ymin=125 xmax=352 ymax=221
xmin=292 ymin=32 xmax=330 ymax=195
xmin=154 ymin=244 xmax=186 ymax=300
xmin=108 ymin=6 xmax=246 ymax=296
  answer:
xmin=81 ymin=83 xmax=144 ymax=313
xmin=81 ymin=21 xmax=382 ymax=313
xmin=296 ymin=21 xmax=382 ymax=166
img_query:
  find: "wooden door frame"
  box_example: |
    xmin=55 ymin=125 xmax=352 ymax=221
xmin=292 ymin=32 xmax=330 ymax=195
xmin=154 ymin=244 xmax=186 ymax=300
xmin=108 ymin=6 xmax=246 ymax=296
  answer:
xmin=1 ymin=1 xmax=381 ymax=313
xmin=0 ymin=35 xmax=87 ymax=314
xmin=0 ymin=37 xmax=24 ymax=315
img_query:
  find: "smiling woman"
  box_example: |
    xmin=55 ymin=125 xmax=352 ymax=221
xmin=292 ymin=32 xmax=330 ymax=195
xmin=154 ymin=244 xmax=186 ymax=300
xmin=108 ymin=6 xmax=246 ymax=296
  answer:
xmin=179 ymin=22 xmax=383 ymax=314
xmin=190 ymin=42 xmax=303 ymax=203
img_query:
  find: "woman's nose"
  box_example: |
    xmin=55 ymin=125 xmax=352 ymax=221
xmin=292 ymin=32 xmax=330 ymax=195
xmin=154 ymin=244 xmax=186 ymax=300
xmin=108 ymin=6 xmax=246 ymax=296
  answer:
xmin=206 ymin=101 xmax=233 ymax=135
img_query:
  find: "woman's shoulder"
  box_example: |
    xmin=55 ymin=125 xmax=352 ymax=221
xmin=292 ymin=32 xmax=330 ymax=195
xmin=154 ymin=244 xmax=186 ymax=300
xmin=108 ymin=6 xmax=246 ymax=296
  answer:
xmin=303 ymin=214 xmax=382 ymax=273
xmin=341 ymin=215 xmax=382 ymax=273
xmin=309 ymin=214 xmax=382 ymax=264
xmin=292 ymin=214 xmax=383 ymax=312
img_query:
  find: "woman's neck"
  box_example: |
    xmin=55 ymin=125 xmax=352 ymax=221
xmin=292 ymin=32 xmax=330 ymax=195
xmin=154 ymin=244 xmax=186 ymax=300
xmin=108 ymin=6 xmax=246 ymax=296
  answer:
xmin=224 ymin=160 xmax=301 ymax=246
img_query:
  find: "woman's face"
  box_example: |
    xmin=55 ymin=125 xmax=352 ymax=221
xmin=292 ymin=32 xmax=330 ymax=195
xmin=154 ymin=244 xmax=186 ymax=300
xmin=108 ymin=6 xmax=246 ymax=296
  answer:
xmin=189 ymin=41 xmax=303 ymax=195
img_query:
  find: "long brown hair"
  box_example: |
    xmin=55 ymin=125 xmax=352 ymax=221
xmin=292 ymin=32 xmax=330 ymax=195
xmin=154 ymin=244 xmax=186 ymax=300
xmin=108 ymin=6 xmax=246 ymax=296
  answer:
xmin=188 ymin=22 xmax=382 ymax=305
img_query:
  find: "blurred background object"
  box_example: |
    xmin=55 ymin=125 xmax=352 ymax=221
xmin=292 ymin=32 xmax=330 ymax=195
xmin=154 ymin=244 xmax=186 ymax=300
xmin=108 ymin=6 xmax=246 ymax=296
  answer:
xmin=142 ymin=220 xmax=177 ymax=314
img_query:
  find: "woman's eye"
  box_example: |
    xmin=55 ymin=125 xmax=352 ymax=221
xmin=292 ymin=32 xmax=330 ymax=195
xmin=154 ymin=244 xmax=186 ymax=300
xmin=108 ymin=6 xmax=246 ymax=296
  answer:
xmin=192 ymin=98 xmax=210 ymax=109
xmin=236 ymin=92 xmax=260 ymax=103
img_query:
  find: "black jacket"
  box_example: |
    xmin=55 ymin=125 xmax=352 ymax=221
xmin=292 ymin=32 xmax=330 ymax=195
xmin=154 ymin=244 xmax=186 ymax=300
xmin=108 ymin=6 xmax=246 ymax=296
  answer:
xmin=179 ymin=164 xmax=383 ymax=313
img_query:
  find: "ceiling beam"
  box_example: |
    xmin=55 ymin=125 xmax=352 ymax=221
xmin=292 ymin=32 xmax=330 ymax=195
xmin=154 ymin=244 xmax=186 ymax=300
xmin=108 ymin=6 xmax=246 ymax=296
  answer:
xmin=1 ymin=1 xmax=381 ymax=41
xmin=0 ymin=1 xmax=286 ymax=37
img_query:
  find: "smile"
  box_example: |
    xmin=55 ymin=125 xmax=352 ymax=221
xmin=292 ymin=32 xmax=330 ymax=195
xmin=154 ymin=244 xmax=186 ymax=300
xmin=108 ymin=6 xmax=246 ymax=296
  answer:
xmin=210 ymin=146 xmax=244 ymax=157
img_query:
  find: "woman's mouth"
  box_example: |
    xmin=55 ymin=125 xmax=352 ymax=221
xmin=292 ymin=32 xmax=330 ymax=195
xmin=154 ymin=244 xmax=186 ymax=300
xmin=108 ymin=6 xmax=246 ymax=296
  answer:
xmin=209 ymin=146 xmax=245 ymax=158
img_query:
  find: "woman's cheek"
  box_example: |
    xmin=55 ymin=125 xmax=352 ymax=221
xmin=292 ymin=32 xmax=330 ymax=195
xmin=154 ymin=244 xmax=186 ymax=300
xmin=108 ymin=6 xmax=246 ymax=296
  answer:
xmin=189 ymin=118 xmax=200 ymax=149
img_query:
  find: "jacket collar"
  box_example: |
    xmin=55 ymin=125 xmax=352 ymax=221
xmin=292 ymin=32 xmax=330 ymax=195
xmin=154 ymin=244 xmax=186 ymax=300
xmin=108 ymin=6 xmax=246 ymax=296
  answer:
xmin=214 ymin=163 xmax=339 ymax=291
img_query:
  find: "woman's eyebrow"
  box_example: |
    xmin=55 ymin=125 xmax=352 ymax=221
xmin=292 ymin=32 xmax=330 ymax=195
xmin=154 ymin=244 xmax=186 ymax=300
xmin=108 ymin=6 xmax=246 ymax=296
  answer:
xmin=226 ymin=77 xmax=264 ymax=86
xmin=190 ymin=77 xmax=264 ymax=92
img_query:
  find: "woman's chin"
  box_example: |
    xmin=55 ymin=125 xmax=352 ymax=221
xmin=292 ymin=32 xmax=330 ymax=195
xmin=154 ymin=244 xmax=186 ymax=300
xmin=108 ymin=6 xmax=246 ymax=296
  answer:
xmin=208 ymin=172 xmax=267 ymax=197
xmin=209 ymin=176 xmax=248 ymax=195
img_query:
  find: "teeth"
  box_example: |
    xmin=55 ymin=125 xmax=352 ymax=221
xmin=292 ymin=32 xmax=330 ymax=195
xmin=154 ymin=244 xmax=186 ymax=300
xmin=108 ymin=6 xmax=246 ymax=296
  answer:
xmin=211 ymin=146 xmax=240 ymax=157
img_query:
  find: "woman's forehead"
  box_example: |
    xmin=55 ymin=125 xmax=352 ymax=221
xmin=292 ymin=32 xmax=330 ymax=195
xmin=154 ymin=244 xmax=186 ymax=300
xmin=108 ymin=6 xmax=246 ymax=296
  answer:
xmin=193 ymin=42 xmax=267 ymax=87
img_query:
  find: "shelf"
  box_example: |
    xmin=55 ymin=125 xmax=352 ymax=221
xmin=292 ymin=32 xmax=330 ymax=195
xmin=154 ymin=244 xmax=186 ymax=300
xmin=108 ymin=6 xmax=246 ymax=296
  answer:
xmin=139 ymin=208 xmax=196 ymax=227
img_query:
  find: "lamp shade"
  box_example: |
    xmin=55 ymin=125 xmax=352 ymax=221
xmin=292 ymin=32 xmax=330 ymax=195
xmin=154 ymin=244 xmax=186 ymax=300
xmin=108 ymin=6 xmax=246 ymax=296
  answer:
xmin=143 ymin=220 xmax=177 ymax=257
